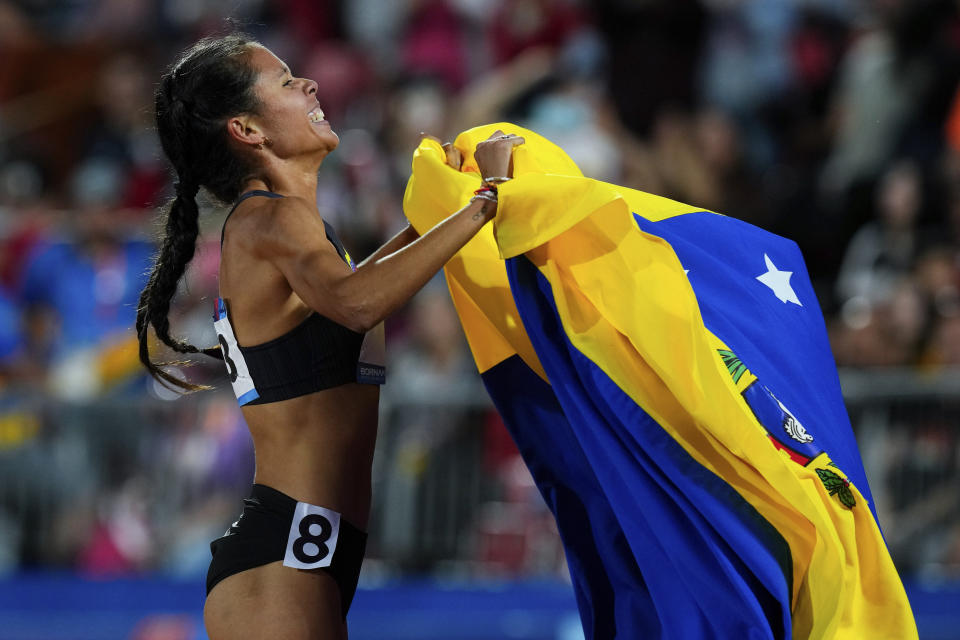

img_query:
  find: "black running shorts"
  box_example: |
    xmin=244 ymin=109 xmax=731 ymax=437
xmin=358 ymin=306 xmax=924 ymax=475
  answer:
xmin=206 ymin=484 xmax=367 ymax=619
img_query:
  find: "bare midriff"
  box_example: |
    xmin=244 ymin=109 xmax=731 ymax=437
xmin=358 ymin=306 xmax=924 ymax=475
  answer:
xmin=241 ymin=384 xmax=379 ymax=530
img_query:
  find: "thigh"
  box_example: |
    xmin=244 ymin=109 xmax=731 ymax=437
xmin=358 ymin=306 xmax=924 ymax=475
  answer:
xmin=204 ymin=561 xmax=346 ymax=640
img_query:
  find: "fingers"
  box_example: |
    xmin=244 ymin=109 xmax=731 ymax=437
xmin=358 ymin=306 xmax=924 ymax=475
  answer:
xmin=420 ymin=133 xmax=463 ymax=169
xmin=423 ymin=130 xmax=523 ymax=175
xmin=474 ymin=131 xmax=525 ymax=180
xmin=478 ymin=132 xmax=524 ymax=148
xmin=483 ymin=130 xmax=523 ymax=144
xmin=442 ymin=142 xmax=463 ymax=170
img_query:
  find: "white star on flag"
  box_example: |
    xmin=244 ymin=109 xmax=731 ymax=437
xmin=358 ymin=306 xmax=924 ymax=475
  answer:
xmin=756 ymin=254 xmax=802 ymax=306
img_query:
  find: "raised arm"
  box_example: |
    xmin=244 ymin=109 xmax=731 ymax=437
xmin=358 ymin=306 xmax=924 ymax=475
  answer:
xmin=259 ymin=131 xmax=523 ymax=333
xmin=258 ymin=196 xmax=491 ymax=333
xmin=359 ymin=223 xmax=420 ymax=267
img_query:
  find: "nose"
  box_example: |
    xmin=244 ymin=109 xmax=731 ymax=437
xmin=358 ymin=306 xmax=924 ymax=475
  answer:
xmin=303 ymin=78 xmax=318 ymax=96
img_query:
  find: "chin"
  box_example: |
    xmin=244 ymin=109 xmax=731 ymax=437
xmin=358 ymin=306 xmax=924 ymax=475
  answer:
xmin=320 ymin=127 xmax=339 ymax=152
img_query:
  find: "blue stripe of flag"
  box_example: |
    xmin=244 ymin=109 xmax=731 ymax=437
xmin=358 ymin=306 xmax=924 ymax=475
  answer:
xmin=503 ymin=255 xmax=793 ymax=639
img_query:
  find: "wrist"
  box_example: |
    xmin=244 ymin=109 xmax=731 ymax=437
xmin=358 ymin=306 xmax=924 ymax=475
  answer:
xmin=482 ymin=176 xmax=512 ymax=188
xmin=469 ymin=192 xmax=497 ymax=222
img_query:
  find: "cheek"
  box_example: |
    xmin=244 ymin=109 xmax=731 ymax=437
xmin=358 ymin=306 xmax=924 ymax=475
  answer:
xmin=277 ymin=102 xmax=303 ymax=126
xmin=260 ymin=109 xmax=304 ymax=146
xmin=253 ymin=91 xmax=300 ymax=132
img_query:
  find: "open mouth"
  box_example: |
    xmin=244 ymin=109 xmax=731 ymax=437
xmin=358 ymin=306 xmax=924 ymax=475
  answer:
xmin=308 ymin=106 xmax=325 ymax=123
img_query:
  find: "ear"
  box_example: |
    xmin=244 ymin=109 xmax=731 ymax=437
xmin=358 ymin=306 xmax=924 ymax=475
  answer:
xmin=226 ymin=115 xmax=266 ymax=148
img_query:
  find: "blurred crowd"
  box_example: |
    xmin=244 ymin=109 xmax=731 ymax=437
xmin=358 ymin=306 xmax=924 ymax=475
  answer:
xmin=0 ymin=0 xmax=959 ymax=583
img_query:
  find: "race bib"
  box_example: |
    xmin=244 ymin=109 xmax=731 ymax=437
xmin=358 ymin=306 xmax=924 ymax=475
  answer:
xmin=283 ymin=501 xmax=342 ymax=569
xmin=357 ymin=322 xmax=386 ymax=384
xmin=212 ymin=298 xmax=260 ymax=405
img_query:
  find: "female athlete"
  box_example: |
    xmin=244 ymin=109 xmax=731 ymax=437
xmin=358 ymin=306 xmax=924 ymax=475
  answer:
xmin=135 ymin=33 xmax=522 ymax=639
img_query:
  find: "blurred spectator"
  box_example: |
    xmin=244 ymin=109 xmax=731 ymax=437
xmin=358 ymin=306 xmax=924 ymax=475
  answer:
xmin=830 ymin=275 xmax=928 ymax=368
xmin=0 ymin=159 xmax=57 ymax=289
xmin=382 ymin=75 xmax=452 ymax=176
xmin=299 ymin=41 xmax=375 ymax=125
xmin=16 ymin=159 xmax=152 ymax=398
xmin=82 ymin=52 xmax=167 ymax=210
xmin=821 ymin=0 xmax=960 ymax=202
xmin=701 ymin=0 xmax=798 ymax=119
xmin=915 ymin=246 xmax=960 ymax=321
xmin=78 ymin=479 xmax=154 ymax=575
xmin=836 ymin=159 xmax=925 ymax=306
xmin=819 ymin=15 xmax=914 ymax=199
xmin=487 ymin=0 xmax=586 ymax=67
xmin=694 ymin=107 xmax=771 ymax=226
xmin=650 ymin=108 xmax=721 ymax=208
xmin=401 ymin=0 xmax=470 ymax=91
xmin=523 ymin=78 xmax=620 ymax=183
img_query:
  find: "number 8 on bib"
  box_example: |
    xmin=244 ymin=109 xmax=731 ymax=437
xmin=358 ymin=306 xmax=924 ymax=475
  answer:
xmin=283 ymin=501 xmax=341 ymax=569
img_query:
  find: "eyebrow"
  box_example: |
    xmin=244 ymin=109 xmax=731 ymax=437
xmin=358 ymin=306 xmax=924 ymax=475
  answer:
xmin=278 ymin=65 xmax=290 ymax=77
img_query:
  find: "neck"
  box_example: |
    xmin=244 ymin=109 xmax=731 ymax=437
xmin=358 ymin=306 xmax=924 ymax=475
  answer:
xmin=241 ymin=156 xmax=322 ymax=202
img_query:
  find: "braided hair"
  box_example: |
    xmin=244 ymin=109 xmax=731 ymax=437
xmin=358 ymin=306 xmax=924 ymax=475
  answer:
xmin=137 ymin=33 xmax=262 ymax=391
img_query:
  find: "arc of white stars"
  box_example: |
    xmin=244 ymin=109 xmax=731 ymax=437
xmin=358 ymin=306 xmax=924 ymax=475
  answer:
xmin=756 ymin=253 xmax=802 ymax=306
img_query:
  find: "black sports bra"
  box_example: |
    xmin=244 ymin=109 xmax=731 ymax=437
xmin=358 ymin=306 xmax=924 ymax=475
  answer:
xmin=213 ymin=190 xmax=385 ymax=406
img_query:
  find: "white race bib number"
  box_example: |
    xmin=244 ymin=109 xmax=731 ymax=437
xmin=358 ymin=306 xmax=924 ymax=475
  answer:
xmin=213 ymin=298 xmax=260 ymax=405
xmin=283 ymin=502 xmax=341 ymax=569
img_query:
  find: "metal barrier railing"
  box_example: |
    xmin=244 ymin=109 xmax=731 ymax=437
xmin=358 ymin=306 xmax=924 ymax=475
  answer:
xmin=839 ymin=367 xmax=960 ymax=579
xmin=0 ymin=368 xmax=956 ymax=578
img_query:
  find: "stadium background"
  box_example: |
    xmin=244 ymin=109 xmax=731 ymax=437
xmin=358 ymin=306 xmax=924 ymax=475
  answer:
xmin=0 ymin=0 xmax=958 ymax=638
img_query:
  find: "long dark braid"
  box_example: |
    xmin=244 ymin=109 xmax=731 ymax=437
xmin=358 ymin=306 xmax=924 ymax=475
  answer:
xmin=137 ymin=34 xmax=261 ymax=392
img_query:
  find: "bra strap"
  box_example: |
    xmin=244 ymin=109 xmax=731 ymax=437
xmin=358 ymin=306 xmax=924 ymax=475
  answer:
xmin=220 ymin=190 xmax=285 ymax=248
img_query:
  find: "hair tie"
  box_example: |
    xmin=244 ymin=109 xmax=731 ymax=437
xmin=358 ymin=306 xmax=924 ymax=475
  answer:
xmin=175 ymin=180 xmax=199 ymax=199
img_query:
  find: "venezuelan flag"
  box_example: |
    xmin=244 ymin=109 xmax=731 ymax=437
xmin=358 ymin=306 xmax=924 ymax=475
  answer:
xmin=402 ymin=124 xmax=917 ymax=639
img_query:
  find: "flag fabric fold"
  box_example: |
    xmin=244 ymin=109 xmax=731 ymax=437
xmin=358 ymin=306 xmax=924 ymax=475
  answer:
xmin=402 ymin=124 xmax=916 ymax=639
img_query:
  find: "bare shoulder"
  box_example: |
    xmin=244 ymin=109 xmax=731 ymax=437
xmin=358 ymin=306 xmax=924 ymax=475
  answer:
xmin=264 ymin=194 xmax=320 ymax=225
xmin=241 ymin=195 xmax=318 ymax=235
xmin=230 ymin=195 xmax=327 ymax=259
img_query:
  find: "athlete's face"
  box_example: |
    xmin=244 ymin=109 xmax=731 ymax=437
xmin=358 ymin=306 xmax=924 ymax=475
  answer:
xmin=245 ymin=45 xmax=339 ymax=160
